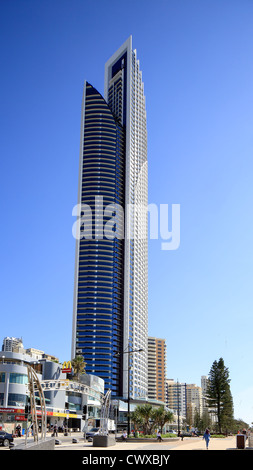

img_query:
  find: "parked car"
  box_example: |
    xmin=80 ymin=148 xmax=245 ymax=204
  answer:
xmin=0 ymin=430 xmax=14 ymax=447
xmin=85 ymin=427 xmax=100 ymax=441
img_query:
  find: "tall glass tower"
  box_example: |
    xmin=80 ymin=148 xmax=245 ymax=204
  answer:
xmin=72 ymin=37 xmax=148 ymax=399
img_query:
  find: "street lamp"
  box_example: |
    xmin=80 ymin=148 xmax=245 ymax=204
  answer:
xmin=115 ymin=344 xmax=143 ymax=436
xmin=177 ymin=380 xmax=180 ymax=436
xmin=176 ymin=381 xmax=187 ymax=436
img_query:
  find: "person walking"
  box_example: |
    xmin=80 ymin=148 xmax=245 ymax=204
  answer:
xmin=203 ymin=428 xmax=211 ymax=449
xmin=53 ymin=423 xmax=58 ymax=437
xmin=157 ymin=430 xmax=163 ymax=442
xmin=16 ymin=424 xmax=21 ymax=437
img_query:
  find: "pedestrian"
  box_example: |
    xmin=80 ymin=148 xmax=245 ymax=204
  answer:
xmin=203 ymin=428 xmax=211 ymax=449
xmin=53 ymin=423 xmax=58 ymax=437
xmin=122 ymin=430 xmax=127 ymax=441
xmin=16 ymin=424 xmax=21 ymax=437
xmin=156 ymin=430 xmax=163 ymax=442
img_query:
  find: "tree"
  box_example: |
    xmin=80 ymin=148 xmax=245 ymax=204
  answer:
xmin=71 ymin=355 xmax=86 ymax=381
xmin=131 ymin=405 xmax=174 ymax=435
xmin=152 ymin=407 xmax=174 ymax=433
xmin=206 ymin=358 xmax=234 ymax=433
xmin=131 ymin=409 xmax=144 ymax=432
xmin=135 ymin=404 xmax=154 ymax=435
xmin=199 ymin=409 xmax=211 ymax=432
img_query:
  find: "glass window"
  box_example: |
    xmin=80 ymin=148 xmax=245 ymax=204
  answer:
xmin=8 ymin=393 xmax=27 ymax=406
xmin=9 ymin=373 xmax=28 ymax=384
xmin=0 ymin=373 xmax=5 ymax=383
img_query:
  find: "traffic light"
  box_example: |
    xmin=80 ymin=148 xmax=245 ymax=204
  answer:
xmin=25 ymin=403 xmax=31 ymax=419
xmin=82 ymin=405 xmax=87 ymax=420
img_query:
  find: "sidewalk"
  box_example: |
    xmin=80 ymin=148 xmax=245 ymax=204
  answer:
xmin=9 ymin=433 xmax=250 ymax=451
xmin=53 ymin=433 xmax=239 ymax=451
xmin=168 ymin=435 xmax=237 ymax=450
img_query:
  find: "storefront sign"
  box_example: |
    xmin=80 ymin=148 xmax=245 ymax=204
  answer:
xmin=62 ymin=361 xmax=72 ymax=373
xmin=15 ymin=415 xmax=26 ymax=421
xmin=0 ymin=407 xmax=22 ymax=414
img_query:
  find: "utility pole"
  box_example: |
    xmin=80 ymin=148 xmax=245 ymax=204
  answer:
xmin=177 ymin=380 xmax=180 ymax=436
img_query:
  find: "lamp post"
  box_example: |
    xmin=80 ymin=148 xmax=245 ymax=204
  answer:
xmin=177 ymin=381 xmax=187 ymax=436
xmin=177 ymin=380 xmax=180 ymax=436
xmin=115 ymin=344 xmax=143 ymax=436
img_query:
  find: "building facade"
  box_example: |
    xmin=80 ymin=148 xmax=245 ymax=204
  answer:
xmin=201 ymin=375 xmax=208 ymax=415
xmin=2 ymin=337 xmax=23 ymax=352
xmin=148 ymin=338 xmax=167 ymax=402
xmin=0 ymin=349 xmax=104 ymax=433
xmin=165 ymin=379 xmax=187 ymax=419
xmin=72 ymin=36 xmax=148 ymax=400
xmin=186 ymin=383 xmax=203 ymax=425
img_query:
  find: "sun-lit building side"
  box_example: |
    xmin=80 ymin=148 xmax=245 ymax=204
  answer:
xmin=72 ymin=37 xmax=148 ymax=400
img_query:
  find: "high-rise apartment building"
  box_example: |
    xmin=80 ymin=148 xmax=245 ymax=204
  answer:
xmin=165 ymin=379 xmax=187 ymax=418
xmin=201 ymin=375 xmax=217 ymax=424
xmin=201 ymin=375 xmax=209 ymax=413
xmin=2 ymin=337 xmax=23 ymax=352
xmin=148 ymin=338 xmax=166 ymax=402
xmin=72 ymin=37 xmax=148 ymax=399
xmin=186 ymin=383 xmax=203 ymax=424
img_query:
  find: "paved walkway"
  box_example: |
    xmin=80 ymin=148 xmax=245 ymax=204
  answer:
xmin=8 ymin=432 xmax=248 ymax=451
xmin=53 ymin=433 xmax=238 ymax=451
xmin=168 ymin=435 xmax=237 ymax=451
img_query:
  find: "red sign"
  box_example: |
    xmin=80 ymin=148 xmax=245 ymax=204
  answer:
xmin=0 ymin=407 xmax=54 ymax=417
xmin=0 ymin=407 xmax=22 ymax=414
xmin=15 ymin=415 xmax=26 ymax=421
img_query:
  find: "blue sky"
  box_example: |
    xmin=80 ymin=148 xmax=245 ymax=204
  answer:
xmin=1 ymin=0 xmax=253 ymax=423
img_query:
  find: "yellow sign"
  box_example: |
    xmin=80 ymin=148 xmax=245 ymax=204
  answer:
xmin=62 ymin=361 xmax=72 ymax=373
xmin=53 ymin=411 xmax=77 ymax=418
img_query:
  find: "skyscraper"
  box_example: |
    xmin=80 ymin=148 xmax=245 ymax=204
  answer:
xmin=72 ymin=37 xmax=148 ymax=399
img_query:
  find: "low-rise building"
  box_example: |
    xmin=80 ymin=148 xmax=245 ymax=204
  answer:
xmin=0 ymin=347 xmax=104 ymax=434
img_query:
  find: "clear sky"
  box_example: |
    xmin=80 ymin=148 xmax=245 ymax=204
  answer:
xmin=1 ymin=0 xmax=253 ymax=424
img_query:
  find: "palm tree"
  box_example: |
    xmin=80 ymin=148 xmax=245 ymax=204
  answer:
xmin=152 ymin=407 xmax=174 ymax=433
xmin=131 ymin=405 xmax=174 ymax=435
xmin=134 ymin=404 xmax=154 ymax=435
xmin=71 ymin=356 xmax=86 ymax=381
xmin=131 ymin=409 xmax=144 ymax=433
